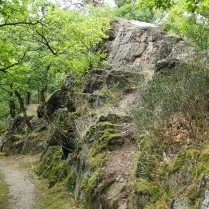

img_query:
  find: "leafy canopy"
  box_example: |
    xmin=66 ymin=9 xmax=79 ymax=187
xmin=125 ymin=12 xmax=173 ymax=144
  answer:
xmin=0 ymin=0 xmax=111 ymax=124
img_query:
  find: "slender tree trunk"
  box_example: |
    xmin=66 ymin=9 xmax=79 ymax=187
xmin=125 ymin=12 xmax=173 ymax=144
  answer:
xmin=25 ymin=92 xmax=31 ymax=105
xmin=9 ymin=99 xmax=16 ymax=118
xmin=40 ymin=89 xmax=46 ymax=107
xmin=37 ymin=90 xmax=40 ymax=104
xmin=38 ymin=63 xmax=51 ymax=107
xmin=14 ymin=90 xmax=32 ymax=131
xmin=9 ymin=92 xmax=16 ymax=118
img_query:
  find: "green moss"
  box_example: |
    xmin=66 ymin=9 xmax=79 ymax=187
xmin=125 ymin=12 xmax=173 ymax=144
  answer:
xmin=34 ymin=146 xmax=70 ymax=187
xmin=183 ymin=184 xmax=198 ymax=203
xmin=38 ymin=181 xmax=76 ymax=209
xmin=81 ymin=171 xmax=99 ymax=198
xmin=88 ymin=152 xmax=107 ymax=169
xmin=0 ymin=173 xmax=9 ymax=209
xmin=131 ymin=179 xmax=161 ymax=197
xmin=199 ymin=152 xmax=209 ymax=162
xmin=0 ymin=152 xmax=7 ymax=157
xmin=34 ymin=163 xmax=45 ymax=176
xmin=66 ymin=171 xmax=77 ymax=191
xmin=97 ymin=121 xmax=114 ymax=130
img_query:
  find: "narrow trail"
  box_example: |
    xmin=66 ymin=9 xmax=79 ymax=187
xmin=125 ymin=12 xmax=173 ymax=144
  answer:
xmin=0 ymin=156 xmax=39 ymax=209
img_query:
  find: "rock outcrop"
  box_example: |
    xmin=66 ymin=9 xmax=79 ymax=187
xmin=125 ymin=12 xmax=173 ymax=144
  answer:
xmin=1 ymin=18 xmax=208 ymax=208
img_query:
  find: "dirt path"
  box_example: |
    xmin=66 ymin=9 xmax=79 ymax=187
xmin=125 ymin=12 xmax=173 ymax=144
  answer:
xmin=0 ymin=156 xmax=39 ymax=209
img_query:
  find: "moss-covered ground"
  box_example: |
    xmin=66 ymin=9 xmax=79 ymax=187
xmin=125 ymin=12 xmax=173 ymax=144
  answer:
xmin=0 ymin=172 xmax=9 ymax=209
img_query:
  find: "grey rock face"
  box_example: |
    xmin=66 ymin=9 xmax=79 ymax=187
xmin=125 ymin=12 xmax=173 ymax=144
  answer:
xmin=107 ymin=19 xmax=193 ymax=73
xmin=198 ymin=174 xmax=209 ymax=209
xmin=200 ymin=190 xmax=209 ymax=209
xmin=82 ymin=18 xmax=198 ymax=96
xmin=173 ymin=198 xmax=191 ymax=209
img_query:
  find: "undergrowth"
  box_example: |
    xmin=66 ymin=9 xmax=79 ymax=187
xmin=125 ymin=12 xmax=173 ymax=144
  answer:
xmin=132 ymin=60 xmax=209 ymax=208
xmin=0 ymin=173 xmax=9 ymax=209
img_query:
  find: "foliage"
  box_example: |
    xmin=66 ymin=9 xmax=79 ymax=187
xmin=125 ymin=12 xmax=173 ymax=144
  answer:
xmin=133 ymin=62 xmax=209 ymax=136
xmin=114 ymin=0 xmax=133 ymax=8
xmin=0 ymin=0 xmax=111 ymax=126
xmin=131 ymin=56 xmax=209 ymax=207
xmin=116 ymin=2 xmax=158 ymax=22
xmin=137 ymin=0 xmax=209 ymax=50
xmin=162 ymin=0 xmax=209 ymax=50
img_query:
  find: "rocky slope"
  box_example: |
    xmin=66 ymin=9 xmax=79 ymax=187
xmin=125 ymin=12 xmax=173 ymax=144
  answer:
xmin=1 ymin=18 xmax=209 ymax=209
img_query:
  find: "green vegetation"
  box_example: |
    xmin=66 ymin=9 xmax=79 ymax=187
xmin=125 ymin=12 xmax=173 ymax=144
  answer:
xmin=36 ymin=178 xmax=77 ymax=209
xmin=131 ymin=57 xmax=209 ymax=207
xmin=34 ymin=146 xmax=69 ymax=187
xmin=0 ymin=173 xmax=9 ymax=209
xmin=2 ymin=0 xmax=209 ymax=208
xmin=0 ymin=0 xmax=112 ymax=129
xmin=138 ymin=0 xmax=209 ymax=50
xmin=1 ymin=0 xmax=209 ymax=127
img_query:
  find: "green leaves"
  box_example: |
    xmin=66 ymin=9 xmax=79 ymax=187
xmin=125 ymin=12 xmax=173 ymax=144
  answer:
xmin=137 ymin=0 xmax=209 ymax=50
xmin=0 ymin=0 xmax=111 ymax=120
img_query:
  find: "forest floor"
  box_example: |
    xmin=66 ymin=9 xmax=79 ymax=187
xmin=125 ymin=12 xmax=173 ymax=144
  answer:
xmin=0 ymin=155 xmax=40 ymax=209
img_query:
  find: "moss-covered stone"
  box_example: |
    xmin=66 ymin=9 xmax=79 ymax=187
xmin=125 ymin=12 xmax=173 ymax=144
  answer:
xmin=79 ymin=171 xmax=100 ymax=209
xmin=66 ymin=171 xmax=77 ymax=192
xmin=98 ymin=114 xmax=132 ymax=124
xmin=81 ymin=171 xmax=99 ymax=196
xmin=34 ymin=146 xmax=70 ymax=187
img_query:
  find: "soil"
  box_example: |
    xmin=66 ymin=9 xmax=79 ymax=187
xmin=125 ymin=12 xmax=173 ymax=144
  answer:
xmin=0 ymin=155 xmax=39 ymax=209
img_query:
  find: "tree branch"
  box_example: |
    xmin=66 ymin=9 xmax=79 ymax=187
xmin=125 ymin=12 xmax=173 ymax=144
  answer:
xmin=0 ymin=49 xmax=28 ymax=72
xmin=35 ymin=30 xmax=57 ymax=55
xmin=0 ymin=19 xmax=43 ymax=28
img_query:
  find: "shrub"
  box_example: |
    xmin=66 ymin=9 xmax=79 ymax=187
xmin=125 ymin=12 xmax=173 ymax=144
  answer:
xmin=133 ymin=62 xmax=209 ymax=141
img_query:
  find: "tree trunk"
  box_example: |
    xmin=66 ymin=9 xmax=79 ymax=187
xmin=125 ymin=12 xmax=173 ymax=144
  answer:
xmin=40 ymin=89 xmax=46 ymax=107
xmin=14 ymin=90 xmax=32 ymax=132
xmin=9 ymin=98 xmax=16 ymax=118
xmin=25 ymin=92 xmax=31 ymax=105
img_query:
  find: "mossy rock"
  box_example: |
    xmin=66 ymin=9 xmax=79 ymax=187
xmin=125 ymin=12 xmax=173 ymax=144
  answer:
xmin=81 ymin=171 xmax=100 ymax=201
xmin=88 ymin=152 xmax=107 ymax=169
xmin=35 ymin=146 xmax=70 ymax=187
xmin=66 ymin=171 xmax=77 ymax=192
